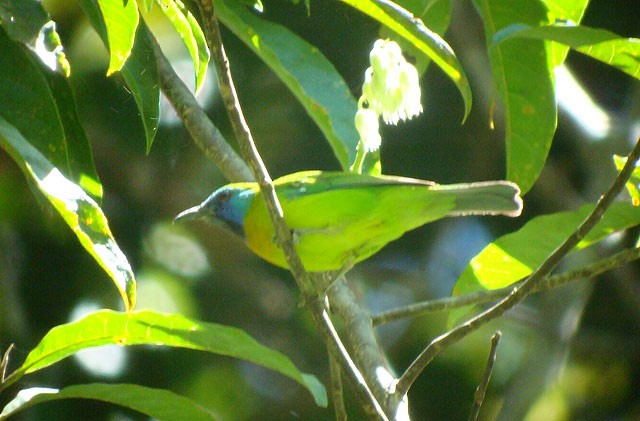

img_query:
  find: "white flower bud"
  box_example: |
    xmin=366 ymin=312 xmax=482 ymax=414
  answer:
xmin=361 ymin=39 xmax=422 ymax=125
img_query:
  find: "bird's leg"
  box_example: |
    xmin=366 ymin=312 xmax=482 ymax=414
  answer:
xmin=290 ymin=229 xmax=301 ymax=245
xmin=334 ymin=258 xmax=355 ymax=283
xmin=316 ymin=258 xmax=356 ymax=296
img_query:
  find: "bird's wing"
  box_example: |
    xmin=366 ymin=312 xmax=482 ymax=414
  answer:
xmin=273 ymin=171 xmax=436 ymax=200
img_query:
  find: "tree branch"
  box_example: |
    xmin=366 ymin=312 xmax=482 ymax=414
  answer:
xmin=328 ymin=347 xmax=347 ymax=421
xmin=469 ymin=331 xmax=501 ymax=421
xmin=395 ymin=136 xmax=640 ymax=398
xmin=372 ymin=246 xmax=640 ymax=325
xmin=196 ymin=1 xmax=389 ymax=418
xmin=151 ymin=36 xmax=253 ymax=182
xmin=328 ymin=278 xmax=406 ymax=415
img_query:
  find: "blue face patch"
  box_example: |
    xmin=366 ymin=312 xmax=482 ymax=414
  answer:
xmin=207 ymin=186 xmax=254 ymax=238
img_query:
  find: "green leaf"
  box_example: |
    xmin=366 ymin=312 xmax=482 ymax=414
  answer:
xmin=0 ymin=30 xmax=102 ymax=201
xmin=0 ymin=0 xmax=47 ymax=45
xmin=473 ymin=0 xmax=557 ymax=194
xmin=96 ymin=0 xmax=140 ymax=75
xmin=0 ymin=117 xmax=136 ymax=311
xmin=452 ymin=202 xmax=640 ymax=297
xmin=125 ymin=22 xmax=161 ymax=153
xmin=341 ymin=0 xmax=471 ymax=120
xmin=493 ymin=24 xmax=640 ymax=82
xmin=136 ymin=0 xmax=154 ymax=12
xmin=380 ymin=0 xmax=451 ymax=75
xmin=540 ymin=0 xmax=590 ymax=65
xmin=79 ymin=1 xmax=160 ymax=152
xmin=3 ymin=310 xmax=327 ymax=407
xmin=236 ymin=0 xmax=265 ymax=13
xmin=216 ymin=0 xmax=358 ymax=169
xmin=614 ymin=155 xmax=640 ymax=206
xmin=0 ymin=384 xmax=216 ymax=420
xmin=541 ymin=0 xmax=590 ymax=22
xmin=157 ymin=0 xmax=209 ymax=94
xmin=0 ymin=0 xmax=72 ymax=76
xmin=493 ymin=24 xmax=620 ymax=48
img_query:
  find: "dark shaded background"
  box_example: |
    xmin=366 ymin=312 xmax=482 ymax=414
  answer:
xmin=1 ymin=0 xmax=640 ymax=419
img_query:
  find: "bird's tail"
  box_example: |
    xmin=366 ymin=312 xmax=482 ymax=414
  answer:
xmin=433 ymin=180 xmax=523 ymax=217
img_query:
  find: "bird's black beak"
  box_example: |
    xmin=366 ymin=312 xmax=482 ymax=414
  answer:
xmin=174 ymin=205 xmax=202 ymax=223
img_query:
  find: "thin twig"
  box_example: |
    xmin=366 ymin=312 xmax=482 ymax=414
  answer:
xmin=1 ymin=344 xmax=14 ymax=385
xmin=469 ymin=331 xmax=501 ymax=421
xmin=196 ymin=0 xmax=306 ymax=286
xmin=196 ymin=1 xmax=388 ymax=418
xmin=329 ymin=348 xmax=348 ymax=421
xmin=151 ymin=36 xmax=253 ymax=182
xmin=395 ymin=136 xmax=640 ymax=398
xmin=372 ymin=247 xmax=640 ymax=325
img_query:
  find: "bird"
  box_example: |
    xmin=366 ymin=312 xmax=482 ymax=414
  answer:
xmin=175 ymin=170 xmax=523 ymax=273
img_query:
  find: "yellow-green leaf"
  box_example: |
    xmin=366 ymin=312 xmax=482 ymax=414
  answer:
xmin=216 ymin=0 xmax=358 ymax=169
xmin=3 ymin=310 xmax=326 ymax=407
xmin=96 ymin=0 xmax=140 ymax=75
xmin=492 ymin=24 xmax=640 ymax=81
xmin=0 ymin=117 xmax=136 ymax=311
xmin=157 ymin=0 xmax=209 ymax=94
xmin=0 ymin=384 xmax=216 ymax=420
xmin=473 ymin=0 xmax=556 ymax=194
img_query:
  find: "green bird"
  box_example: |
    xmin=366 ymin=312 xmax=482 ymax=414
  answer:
xmin=175 ymin=171 xmax=523 ymax=272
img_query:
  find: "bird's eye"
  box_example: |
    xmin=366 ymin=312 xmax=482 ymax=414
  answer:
xmin=217 ymin=190 xmax=232 ymax=203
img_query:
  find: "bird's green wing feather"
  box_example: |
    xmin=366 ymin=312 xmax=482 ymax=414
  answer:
xmin=273 ymin=171 xmax=435 ymax=200
xmin=245 ymin=171 xmax=521 ymax=271
xmin=247 ymin=171 xmax=452 ymax=271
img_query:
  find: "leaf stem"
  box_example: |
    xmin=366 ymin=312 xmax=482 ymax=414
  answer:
xmin=469 ymin=331 xmax=501 ymax=421
xmin=350 ymin=140 xmax=367 ymax=174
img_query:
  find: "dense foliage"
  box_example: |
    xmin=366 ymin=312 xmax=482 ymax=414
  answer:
xmin=1 ymin=0 xmax=640 ymax=419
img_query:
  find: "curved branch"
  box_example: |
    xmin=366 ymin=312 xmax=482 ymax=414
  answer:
xmin=372 ymin=247 xmax=640 ymax=325
xmin=196 ymin=1 xmax=389 ymax=418
xmin=151 ymin=36 xmax=253 ymax=182
xmin=395 ymin=136 xmax=640 ymax=397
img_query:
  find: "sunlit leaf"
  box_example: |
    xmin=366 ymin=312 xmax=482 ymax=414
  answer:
xmin=136 ymin=0 xmax=154 ymax=12
xmin=341 ymin=0 xmax=471 ymax=120
xmin=540 ymin=0 xmax=590 ymax=65
xmin=0 ymin=0 xmax=47 ymax=45
xmin=95 ymin=0 xmax=139 ymax=75
xmin=0 ymin=30 xmax=101 ymax=200
xmin=452 ymin=202 xmax=640 ymax=297
xmin=0 ymin=117 xmax=136 ymax=311
xmin=0 ymin=384 xmax=216 ymax=420
xmin=493 ymin=24 xmax=640 ymax=81
xmin=157 ymin=0 xmax=209 ymax=94
xmin=216 ymin=0 xmax=358 ymax=169
xmin=3 ymin=310 xmax=327 ymax=407
xmin=473 ymin=0 xmax=556 ymax=194
xmin=380 ymin=0 xmax=451 ymax=75
xmin=614 ymin=155 xmax=640 ymax=206
xmin=78 ymin=1 xmax=159 ymax=151
xmin=542 ymin=0 xmax=590 ymax=22
xmin=0 ymin=0 xmax=71 ymax=75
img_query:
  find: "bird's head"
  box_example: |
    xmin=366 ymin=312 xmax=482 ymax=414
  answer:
xmin=174 ymin=183 xmax=256 ymax=238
